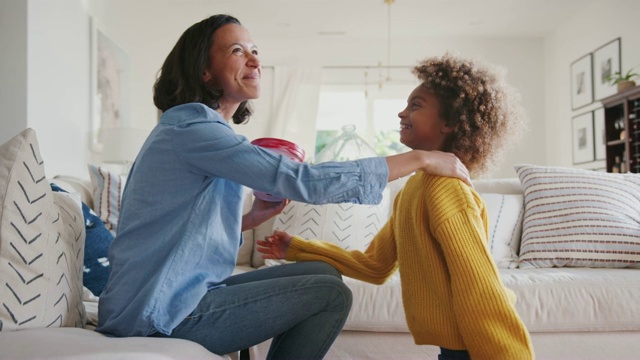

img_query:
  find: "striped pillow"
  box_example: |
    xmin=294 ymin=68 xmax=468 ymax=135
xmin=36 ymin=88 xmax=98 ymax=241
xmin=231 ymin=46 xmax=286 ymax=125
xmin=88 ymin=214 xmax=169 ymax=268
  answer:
xmin=88 ymin=164 xmax=126 ymax=235
xmin=515 ymin=164 xmax=640 ymax=268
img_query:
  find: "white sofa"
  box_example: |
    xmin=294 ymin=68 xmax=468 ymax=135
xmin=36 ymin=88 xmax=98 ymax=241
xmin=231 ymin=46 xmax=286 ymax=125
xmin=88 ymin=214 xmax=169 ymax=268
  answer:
xmin=2 ymin=129 xmax=639 ymax=359
xmin=243 ymin=174 xmax=640 ymax=360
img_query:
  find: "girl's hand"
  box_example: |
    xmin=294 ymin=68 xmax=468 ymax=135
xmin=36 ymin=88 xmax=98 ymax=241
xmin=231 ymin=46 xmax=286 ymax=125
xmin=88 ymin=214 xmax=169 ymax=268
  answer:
xmin=242 ymin=198 xmax=290 ymax=232
xmin=256 ymin=230 xmax=293 ymax=259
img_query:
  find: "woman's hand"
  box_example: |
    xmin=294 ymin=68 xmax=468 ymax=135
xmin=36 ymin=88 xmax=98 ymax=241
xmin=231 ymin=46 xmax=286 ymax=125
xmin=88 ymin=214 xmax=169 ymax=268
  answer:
xmin=386 ymin=150 xmax=471 ymax=186
xmin=420 ymin=151 xmax=471 ymax=186
xmin=241 ymin=198 xmax=290 ymax=232
xmin=256 ymin=230 xmax=293 ymax=259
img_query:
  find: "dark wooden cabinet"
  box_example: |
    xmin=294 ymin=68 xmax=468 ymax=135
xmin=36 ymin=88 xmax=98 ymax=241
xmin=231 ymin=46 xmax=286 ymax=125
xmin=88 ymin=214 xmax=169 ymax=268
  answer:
xmin=601 ymin=85 xmax=640 ymax=173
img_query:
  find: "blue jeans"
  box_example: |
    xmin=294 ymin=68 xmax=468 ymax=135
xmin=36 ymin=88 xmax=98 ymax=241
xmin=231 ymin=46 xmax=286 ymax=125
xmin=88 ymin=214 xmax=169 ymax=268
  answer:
xmin=153 ymin=261 xmax=352 ymax=359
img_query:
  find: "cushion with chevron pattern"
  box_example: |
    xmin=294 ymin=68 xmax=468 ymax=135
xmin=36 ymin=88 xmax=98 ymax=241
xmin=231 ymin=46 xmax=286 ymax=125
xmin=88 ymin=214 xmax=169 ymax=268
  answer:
xmin=0 ymin=128 xmax=86 ymax=331
xmin=266 ymin=187 xmax=391 ymax=266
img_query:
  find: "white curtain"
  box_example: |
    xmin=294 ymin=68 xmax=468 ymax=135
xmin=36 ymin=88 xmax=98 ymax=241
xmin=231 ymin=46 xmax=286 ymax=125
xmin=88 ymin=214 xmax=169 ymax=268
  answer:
xmin=268 ymin=66 xmax=323 ymax=160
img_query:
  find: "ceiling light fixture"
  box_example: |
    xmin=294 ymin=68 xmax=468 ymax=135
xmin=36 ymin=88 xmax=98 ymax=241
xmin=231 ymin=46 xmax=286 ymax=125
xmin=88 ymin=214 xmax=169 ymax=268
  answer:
xmin=377 ymin=0 xmax=395 ymax=89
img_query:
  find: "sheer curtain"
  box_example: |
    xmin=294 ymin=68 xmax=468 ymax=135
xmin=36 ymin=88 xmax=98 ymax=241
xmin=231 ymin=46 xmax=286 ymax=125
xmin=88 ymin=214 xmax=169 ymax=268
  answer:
xmin=267 ymin=66 xmax=323 ymax=160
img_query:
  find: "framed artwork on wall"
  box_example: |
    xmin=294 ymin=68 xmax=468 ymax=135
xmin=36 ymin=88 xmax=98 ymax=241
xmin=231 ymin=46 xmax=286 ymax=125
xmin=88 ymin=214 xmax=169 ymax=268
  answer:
xmin=593 ymin=107 xmax=606 ymax=160
xmin=572 ymin=112 xmax=595 ymax=164
xmin=90 ymin=18 xmax=131 ymax=151
xmin=571 ymin=54 xmax=593 ymax=110
xmin=593 ymin=38 xmax=621 ymax=100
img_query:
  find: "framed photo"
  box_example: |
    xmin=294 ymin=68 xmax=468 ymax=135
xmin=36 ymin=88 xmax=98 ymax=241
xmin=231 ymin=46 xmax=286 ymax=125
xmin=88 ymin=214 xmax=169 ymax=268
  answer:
xmin=571 ymin=54 xmax=593 ymax=110
xmin=90 ymin=18 xmax=131 ymax=151
xmin=572 ymin=112 xmax=595 ymax=164
xmin=593 ymin=108 xmax=606 ymax=160
xmin=593 ymin=38 xmax=621 ymax=100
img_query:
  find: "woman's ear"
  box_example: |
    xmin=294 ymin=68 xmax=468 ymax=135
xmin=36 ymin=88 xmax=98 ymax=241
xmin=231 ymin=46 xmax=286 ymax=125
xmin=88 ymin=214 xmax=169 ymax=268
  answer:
xmin=203 ymin=69 xmax=212 ymax=83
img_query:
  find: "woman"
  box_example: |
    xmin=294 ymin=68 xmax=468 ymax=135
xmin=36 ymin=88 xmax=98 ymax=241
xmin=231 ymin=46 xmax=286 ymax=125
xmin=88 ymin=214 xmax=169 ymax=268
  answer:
xmin=96 ymin=14 xmax=469 ymax=359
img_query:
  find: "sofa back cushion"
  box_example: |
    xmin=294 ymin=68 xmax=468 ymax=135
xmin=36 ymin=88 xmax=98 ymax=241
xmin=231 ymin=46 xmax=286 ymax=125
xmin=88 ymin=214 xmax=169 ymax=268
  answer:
xmin=481 ymin=193 xmax=524 ymax=268
xmin=252 ymin=176 xmax=526 ymax=269
xmin=0 ymin=128 xmax=86 ymax=331
xmin=253 ymin=188 xmax=391 ymax=267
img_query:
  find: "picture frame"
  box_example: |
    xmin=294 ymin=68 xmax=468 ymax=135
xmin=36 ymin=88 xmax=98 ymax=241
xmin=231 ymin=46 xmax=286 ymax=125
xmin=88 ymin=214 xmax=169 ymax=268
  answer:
xmin=593 ymin=108 xmax=606 ymax=160
xmin=570 ymin=54 xmax=593 ymax=110
xmin=572 ymin=112 xmax=595 ymax=164
xmin=593 ymin=38 xmax=621 ymax=100
xmin=89 ymin=17 xmax=131 ymax=151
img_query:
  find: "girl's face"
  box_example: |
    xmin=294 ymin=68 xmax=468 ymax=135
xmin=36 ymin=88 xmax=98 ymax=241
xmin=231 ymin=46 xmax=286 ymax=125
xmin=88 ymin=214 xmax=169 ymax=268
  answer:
xmin=397 ymin=85 xmax=453 ymax=151
xmin=203 ymin=23 xmax=261 ymax=110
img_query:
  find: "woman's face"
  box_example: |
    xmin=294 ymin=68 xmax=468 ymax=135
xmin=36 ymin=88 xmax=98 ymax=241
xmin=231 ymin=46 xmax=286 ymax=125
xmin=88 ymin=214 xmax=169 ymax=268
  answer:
xmin=397 ymin=85 xmax=453 ymax=151
xmin=203 ymin=23 xmax=261 ymax=110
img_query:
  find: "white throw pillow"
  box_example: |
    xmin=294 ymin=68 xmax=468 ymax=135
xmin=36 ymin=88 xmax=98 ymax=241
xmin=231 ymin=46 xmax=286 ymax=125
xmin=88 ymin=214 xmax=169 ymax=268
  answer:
xmin=480 ymin=193 xmax=524 ymax=269
xmin=0 ymin=128 xmax=86 ymax=331
xmin=264 ymin=188 xmax=391 ymax=266
xmin=515 ymin=164 xmax=640 ymax=268
xmin=88 ymin=164 xmax=125 ymax=235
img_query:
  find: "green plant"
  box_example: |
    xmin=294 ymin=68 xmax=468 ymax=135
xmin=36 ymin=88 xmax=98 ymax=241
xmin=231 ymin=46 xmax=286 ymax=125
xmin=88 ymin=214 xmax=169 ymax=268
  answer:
xmin=605 ymin=67 xmax=639 ymax=85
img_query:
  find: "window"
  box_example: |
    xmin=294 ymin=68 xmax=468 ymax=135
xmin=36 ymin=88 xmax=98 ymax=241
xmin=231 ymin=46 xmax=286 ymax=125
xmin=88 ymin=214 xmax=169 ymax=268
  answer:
xmin=315 ymin=83 xmax=413 ymax=158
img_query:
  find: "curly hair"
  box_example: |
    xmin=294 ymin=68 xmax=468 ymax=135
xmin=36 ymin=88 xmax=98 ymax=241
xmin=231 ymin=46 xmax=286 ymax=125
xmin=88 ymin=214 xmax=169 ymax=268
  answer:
xmin=153 ymin=14 xmax=253 ymax=124
xmin=412 ymin=54 xmax=527 ymax=177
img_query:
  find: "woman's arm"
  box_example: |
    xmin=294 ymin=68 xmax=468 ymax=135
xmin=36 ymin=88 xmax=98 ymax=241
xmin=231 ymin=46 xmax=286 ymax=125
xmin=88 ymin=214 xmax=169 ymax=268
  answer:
xmin=386 ymin=150 xmax=470 ymax=186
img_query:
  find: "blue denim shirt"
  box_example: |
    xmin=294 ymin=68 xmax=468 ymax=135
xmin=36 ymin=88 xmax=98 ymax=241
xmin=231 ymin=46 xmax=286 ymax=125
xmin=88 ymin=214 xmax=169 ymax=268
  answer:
xmin=96 ymin=103 xmax=389 ymax=337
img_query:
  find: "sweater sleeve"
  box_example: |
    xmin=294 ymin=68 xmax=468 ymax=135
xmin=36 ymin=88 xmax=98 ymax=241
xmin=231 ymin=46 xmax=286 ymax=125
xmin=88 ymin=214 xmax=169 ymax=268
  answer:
xmin=434 ymin=210 xmax=534 ymax=360
xmin=286 ymin=220 xmax=398 ymax=284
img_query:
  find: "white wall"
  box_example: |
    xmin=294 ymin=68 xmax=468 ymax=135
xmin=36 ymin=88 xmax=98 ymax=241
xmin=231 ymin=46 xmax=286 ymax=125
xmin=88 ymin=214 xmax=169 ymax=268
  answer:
xmin=0 ymin=0 xmax=28 ymax=144
xmin=85 ymin=3 xmax=548 ymax=178
xmin=544 ymin=0 xmax=640 ymax=170
xmin=27 ymin=0 xmax=91 ymax=178
xmin=5 ymin=1 xmax=639 ymax=180
xmin=0 ymin=0 xmax=91 ymax=179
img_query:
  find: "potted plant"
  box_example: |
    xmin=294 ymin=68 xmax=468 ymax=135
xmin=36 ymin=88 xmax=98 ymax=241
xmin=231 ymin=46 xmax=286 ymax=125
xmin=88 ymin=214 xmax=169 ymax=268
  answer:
xmin=605 ymin=67 xmax=639 ymax=93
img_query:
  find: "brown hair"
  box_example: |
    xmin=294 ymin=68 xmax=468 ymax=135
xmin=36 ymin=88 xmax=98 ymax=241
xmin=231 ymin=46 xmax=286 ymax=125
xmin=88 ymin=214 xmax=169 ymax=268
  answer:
xmin=412 ymin=54 xmax=527 ymax=176
xmin=153 ymin=14 xmax=252 ymax=124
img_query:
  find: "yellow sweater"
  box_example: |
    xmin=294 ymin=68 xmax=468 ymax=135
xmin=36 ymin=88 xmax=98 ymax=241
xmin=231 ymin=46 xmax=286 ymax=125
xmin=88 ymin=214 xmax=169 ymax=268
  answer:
xmin=286 ymin=172 xmax=534 ymax=360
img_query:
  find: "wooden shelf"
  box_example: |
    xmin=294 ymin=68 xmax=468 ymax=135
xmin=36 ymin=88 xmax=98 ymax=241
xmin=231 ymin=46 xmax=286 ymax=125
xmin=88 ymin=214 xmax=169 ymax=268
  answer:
xmin=601 ymin=84 xmax=640 ymax=173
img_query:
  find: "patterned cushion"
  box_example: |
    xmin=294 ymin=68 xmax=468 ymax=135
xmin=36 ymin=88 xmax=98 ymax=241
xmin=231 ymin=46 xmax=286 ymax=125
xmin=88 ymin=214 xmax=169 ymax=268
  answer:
xmin=0 ymin=128 xmax=86 ymax=331
xmin=480 ymin=193 xmax=524 ymax=269
xmin=51 ymin=184 xmax=113 ymax=296
xmin=265 ymin=188 xmax=391 ymax=266
xmin=88 ymin=164 xmax=125 ymax=235
xmin=515 ymin=164 xmax=640 ymax=268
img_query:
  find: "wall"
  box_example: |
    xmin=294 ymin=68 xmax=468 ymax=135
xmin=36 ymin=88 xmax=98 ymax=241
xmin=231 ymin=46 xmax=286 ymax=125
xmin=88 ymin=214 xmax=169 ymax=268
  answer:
xmin=27 ymin=0 xmax=91 ymax=178
xmin=544 ymin=0 xmax=640 ymax=170
xmin=0 ymin=0 xmax=91 ymax=179
xmin=5 ymin=1 xmax=638 ymax=180
xmin=0 ymin=0 xmax=28 ymax=144
xmin=84 ymin=3 xmax=547 ymax=179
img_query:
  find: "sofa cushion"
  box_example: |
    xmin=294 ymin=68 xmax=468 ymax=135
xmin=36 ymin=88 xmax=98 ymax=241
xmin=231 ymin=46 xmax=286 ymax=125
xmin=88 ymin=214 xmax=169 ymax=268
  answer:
xmin=503 ymin=267 xmax=640 ymax=332
xmin=515 ymin=164 xmax=640 ymax=268
xmin=51 ymin=183 xmax=112 ymax=296
xmin=342 ymin=267 xmax=640 ymax=333
xmin=257 ymin=187 xmax=391 ymax=267
xmin=480 ymin=192 xmax=524 ymax=269
xmin=88 ymin=164 xmax=125 ymax=235
xmin=0 ymin=128 xmax=86 ymax=331
xmin=342 ymin=272 xmax=409 ymax=332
